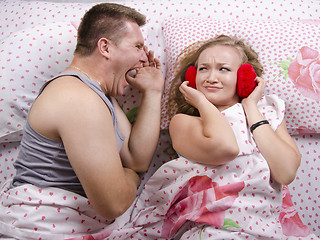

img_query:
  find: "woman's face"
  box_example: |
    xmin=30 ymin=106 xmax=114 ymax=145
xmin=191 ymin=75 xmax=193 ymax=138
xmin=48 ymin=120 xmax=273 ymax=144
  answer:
xmin=196 ymin=44 xmax=242 ymax=111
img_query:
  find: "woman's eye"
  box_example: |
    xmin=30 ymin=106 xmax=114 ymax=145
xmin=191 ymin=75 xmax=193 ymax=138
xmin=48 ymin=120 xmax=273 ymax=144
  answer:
xmin=220 ymin=67 xmax=230 ymax=71
xmin=199 ymin=67 xmax=206 ymax=71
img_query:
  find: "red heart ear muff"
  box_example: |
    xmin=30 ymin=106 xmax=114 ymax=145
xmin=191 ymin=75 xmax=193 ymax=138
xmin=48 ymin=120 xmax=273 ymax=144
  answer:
xmin=184 ymin=63 xmax=257 ymax=98
xmin=236 ymin=63 xmax=257 ymax=98
xmin=184 ymin=65 xmax=197 ymax=89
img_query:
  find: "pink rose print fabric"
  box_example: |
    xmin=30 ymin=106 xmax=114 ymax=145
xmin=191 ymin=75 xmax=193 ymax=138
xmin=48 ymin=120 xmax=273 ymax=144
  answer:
xmin=161 ymin=176 xmax=245 ymax=238
xmin=280 ymin=186 xmax=313 ymax=237
xmin=0 ymin=95 xmax=318 ymax=239
xmin=84 ymin=95 xmax=317 ymax=239
xmin=288 ymin=46 xmax=320 ymax=101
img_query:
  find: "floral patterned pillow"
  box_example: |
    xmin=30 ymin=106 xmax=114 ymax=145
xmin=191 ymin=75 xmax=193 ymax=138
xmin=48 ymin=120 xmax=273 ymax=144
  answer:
xmin=160 ymin=18 xmax=320 ymax=135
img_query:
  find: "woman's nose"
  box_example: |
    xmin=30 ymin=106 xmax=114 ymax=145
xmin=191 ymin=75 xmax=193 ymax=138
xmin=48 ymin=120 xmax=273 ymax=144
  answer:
xmin=207 ymin=71 xmax=218 ymax=83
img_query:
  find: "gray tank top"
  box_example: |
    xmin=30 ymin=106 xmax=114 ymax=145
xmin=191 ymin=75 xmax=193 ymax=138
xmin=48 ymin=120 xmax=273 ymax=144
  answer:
xmin=10 ymin=71 xmax=125 ymax=197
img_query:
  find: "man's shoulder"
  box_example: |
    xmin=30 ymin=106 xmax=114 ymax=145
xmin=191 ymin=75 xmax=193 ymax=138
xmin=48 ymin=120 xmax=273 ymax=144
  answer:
xmin=45 ymin=76 xmax=100 ymax=100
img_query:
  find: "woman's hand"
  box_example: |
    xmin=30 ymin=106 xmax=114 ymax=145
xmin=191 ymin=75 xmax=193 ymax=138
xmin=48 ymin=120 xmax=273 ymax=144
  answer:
xmin=179 ymin=81 xmax=209 ymax=109
xmin=241 ymin=77 xmax=266 ymax=107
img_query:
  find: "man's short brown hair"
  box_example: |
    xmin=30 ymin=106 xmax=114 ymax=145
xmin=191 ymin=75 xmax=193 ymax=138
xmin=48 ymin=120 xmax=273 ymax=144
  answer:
xmin=75 ymin=3 xmax=146 ymax=56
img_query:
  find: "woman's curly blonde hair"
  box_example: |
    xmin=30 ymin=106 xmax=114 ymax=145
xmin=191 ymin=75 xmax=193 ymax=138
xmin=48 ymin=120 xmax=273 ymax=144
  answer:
xmin=167 ymin=34 xmax=264 ymax=120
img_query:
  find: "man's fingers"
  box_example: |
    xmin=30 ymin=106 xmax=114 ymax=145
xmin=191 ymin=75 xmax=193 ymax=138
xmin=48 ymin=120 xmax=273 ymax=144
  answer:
xmin=154 ymin=58 xmax=161 ymax=69
xmin=147 ymin=50 xmax=155 ymax=66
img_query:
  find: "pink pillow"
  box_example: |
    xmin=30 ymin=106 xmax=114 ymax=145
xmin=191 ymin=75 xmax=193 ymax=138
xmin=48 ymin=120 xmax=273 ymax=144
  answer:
xmin=160 ymin=17 xmax=320 ymax=135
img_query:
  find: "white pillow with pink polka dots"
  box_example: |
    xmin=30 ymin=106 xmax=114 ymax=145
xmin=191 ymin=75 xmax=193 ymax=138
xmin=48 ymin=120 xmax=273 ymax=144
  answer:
xmin=0 ymin=22 xmax=77 ymax=142
xmin=160 ymin=17 xmax=320 ymax=135
xmin=1 ymin=0 xmax=320 ymax=142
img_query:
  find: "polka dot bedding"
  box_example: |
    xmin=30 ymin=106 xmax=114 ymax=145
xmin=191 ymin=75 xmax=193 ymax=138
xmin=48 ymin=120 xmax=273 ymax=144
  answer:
xmin=161 ymin=17 xmax=320 ymax=134
xmin=0 ymin=0 xmax=319 ymax=238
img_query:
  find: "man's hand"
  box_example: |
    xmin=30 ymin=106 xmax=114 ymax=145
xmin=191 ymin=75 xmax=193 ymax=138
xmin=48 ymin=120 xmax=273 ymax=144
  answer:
xmin=126 ymin=48 xmax=164 ymax=93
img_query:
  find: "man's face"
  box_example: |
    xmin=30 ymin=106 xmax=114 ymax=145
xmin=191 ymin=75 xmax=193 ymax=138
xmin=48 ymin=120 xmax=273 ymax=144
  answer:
xmin=109 ymin=21 xmax=148 ymax=96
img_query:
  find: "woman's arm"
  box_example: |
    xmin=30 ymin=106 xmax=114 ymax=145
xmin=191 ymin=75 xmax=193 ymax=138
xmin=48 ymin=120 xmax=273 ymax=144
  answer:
xmin=242 ymin=77 xmax=301 ymax=185
xmin=254 ymin=119 xmax=301 ymax=185
xmin=169 ymin=82 xmax=239 ymax=165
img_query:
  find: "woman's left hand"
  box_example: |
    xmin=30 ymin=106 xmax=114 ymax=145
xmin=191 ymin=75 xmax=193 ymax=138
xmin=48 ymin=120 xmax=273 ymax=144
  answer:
xmin=241 ymin=77 xmax=266 ymax=106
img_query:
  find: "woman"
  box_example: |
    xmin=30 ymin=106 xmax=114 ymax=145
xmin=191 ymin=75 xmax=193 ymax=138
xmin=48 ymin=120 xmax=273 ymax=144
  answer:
xmin=168 ymin=34 xmax=300 ymax=186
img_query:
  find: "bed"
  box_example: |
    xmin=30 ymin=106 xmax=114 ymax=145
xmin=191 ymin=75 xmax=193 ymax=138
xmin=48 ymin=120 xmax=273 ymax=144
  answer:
xmin=0 ymin=0 xmax=319 ymax=239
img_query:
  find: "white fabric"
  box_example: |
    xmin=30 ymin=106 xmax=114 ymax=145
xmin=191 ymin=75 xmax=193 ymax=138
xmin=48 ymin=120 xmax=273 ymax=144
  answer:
xmin=0 ymin=181 xmax=130 ymax=239
xmin=81 ymin=95 xmax=317 ymax=239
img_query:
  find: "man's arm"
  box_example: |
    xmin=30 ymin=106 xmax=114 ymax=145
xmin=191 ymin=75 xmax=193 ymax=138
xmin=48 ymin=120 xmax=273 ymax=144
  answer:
xmin=31 ymin=77 xmax=141 ymax=220
xmin=116 ymin=54 xmax=164 ymax=172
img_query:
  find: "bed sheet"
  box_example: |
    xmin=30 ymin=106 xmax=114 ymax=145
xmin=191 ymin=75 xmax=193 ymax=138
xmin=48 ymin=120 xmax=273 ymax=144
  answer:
xmin=1 ymin=132 xmax=319 ymax=238
xmin=0 ymin=0 xmax=319 ymax=238
xmin=84 ymin=155 xmax=318 ymax=239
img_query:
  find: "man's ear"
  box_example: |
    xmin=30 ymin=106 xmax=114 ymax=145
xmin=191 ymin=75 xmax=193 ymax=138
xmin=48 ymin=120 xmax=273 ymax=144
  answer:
xmin=97 ymin=38 xmax=111 ymax=59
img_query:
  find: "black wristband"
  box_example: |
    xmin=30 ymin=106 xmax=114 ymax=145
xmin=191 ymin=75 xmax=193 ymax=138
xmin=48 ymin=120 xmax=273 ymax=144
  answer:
xmin=250 ymin=120 xmax=269 ymax=133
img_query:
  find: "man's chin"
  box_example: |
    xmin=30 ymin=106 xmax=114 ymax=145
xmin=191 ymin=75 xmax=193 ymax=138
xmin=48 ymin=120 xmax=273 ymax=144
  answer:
xmin=118 ymin=82 xmax=129 ymax=96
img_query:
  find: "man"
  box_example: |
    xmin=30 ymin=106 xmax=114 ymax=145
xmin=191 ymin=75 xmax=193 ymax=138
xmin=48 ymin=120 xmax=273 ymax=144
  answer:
xmin=10 ymin=2 xmax=164 ymax=222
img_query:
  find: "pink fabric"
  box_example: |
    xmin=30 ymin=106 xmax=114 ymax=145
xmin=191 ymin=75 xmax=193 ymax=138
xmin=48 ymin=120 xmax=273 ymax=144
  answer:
xmin=75 ymin=95 xmax=317 ymax=239
xmin=280 ymin=186 xmax=313 ymax=237
xmin=288 ymin=46 xmax=320 ymax=101
xmin=1 ymin=96 xmax=317 ymax=239
xmin=162 ymin=176 xmax=245 ymax=237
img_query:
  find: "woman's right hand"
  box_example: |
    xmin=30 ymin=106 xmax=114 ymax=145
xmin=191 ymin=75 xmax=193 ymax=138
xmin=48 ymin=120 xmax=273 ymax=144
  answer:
xmin=170 ymin=81 xmax=239 ymax=166
xmin=179 ymin=81 xmax=208 ymax=109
